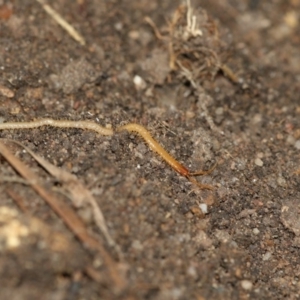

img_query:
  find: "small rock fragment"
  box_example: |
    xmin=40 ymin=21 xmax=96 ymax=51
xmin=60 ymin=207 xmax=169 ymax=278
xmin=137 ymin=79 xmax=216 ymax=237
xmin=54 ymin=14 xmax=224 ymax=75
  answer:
xmin=281 ymin=198 xmax=300 ymax=237
xmin=133 ymin=75 xmax=147 ymax=90
xmin=255 ymin=158 xmax=263 ymax=167
xmin=199 ymin=203 xmax=208 ymax=214
xmin=253 ymin=228 xmax=260 ymax=235
xmin=0 ymin=85 xmax=14 ymax=98
xmin=241 ymin=279 xmax=253 ymax=291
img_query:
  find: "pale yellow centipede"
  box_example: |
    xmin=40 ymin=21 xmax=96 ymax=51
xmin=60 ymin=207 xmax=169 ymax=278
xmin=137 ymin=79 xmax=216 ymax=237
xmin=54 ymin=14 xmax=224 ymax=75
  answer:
xmin=0 ymin=119 xmax=215 ymax=189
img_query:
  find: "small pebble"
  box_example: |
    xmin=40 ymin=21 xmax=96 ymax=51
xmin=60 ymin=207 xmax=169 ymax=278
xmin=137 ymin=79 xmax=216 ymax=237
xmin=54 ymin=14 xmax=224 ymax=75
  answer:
xmin=257 ymin=152 xmax=264 ymax=159
xmin=277 ymin=175 xmax=287 ymax=187
xmin=255 ymin=158 xmax=263 ymax=167
xmin=252 ymin=114 xmax=262 ymax=124
xmin=241 ymin=280 xmax=253 ymax=291
xmin=186 ymin=111 xmax=195 ymax=119
xmin=253 ymin=228 xmax=260 ymax=235
xmin=262 ymin=251 xmax=272 ymax=261
xmin=286 ymin=135 xmax=295 ymax=145
xmin=199 ymin=203 xmax=208 ymax=214
xmin=295 ymin=140 xmax=300 ymax=150
xmin=131 ymin=239 xmax=143 ymax=251
xmin=133 ymin=75 xmax=147 ymax=90
xmin=284 ymin=11 xmax=298 ymax=28
xmin=114 ymin=22 xmax=123 ymax=31
xmin=128 ymin=30 xmax=139 ymax=39
xmin=0 ymin=85 xmax=14 ymax=98
xmin=187 ymin=265 xmax=197 ymax=278
xmin=215 ymin=107 xmax=224 ymax=115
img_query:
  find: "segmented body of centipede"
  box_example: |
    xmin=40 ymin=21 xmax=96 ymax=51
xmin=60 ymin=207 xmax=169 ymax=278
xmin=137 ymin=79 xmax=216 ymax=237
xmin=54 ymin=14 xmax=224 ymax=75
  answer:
xmin=0 ymin=118 xmax=215 ymax=189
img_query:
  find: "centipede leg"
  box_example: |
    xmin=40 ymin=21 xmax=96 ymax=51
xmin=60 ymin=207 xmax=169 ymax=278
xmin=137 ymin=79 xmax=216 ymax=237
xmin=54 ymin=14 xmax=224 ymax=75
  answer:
xmin=186 ymin=176 xmax=214 ymax=190
xmin=188 ymin=161 xmax=217 ymax=176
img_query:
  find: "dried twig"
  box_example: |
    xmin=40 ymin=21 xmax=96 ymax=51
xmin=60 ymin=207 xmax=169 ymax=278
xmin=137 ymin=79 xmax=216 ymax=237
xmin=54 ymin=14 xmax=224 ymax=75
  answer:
xmin=4 ymin=138 xmax=118 ymax=254
xmin=35 ymin=0 xmax=86 ymax=46
xmin=6 ymin=189 xmax=28 ymax=213
xmin=144 ymin=16 xmax=166 ymax=40
xmin=0 ymin=141 xmax=126 ymax=291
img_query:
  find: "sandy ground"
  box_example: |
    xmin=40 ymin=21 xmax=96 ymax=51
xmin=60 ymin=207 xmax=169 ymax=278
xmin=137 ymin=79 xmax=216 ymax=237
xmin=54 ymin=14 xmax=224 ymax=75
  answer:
xmin=0 ymin=0 xmax=300 ymax=299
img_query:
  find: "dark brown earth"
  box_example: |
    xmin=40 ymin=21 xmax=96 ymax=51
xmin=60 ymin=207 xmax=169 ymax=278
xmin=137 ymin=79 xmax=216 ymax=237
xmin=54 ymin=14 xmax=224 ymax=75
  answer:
xmin=0 ymin=0 xmax=300 ymax=299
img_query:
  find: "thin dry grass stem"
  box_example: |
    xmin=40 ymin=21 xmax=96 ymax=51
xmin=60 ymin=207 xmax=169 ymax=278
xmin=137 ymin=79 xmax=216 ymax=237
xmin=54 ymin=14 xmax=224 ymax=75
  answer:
xmin=0 ymin=177 xmax=29 ymax=184
xmin=185 ymin=0 xmax=203 ymax=38
xmin=35 ymin=0 xmax=86 ymax=46
xmin=177 ymin=60 xmax=221 ymax=135
xmin=144 ymin=16 xmax=166 ymax=40
xmin=220 ymin=64 xmax=239 ymax=83
xmin=6 ymin=189 xmax=28 ymax=213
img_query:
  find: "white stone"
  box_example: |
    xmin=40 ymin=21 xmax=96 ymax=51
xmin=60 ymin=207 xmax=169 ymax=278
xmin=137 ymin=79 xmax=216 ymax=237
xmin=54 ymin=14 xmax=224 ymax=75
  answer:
xmin=133 ymin=75 xmax=146 ymax=90
xmin=241 ymin=280 xmax=253 ymax=290
xmin=254 ymin=158 xmax=263 ymax=167
xmin=199 ymin=203 xmax=208 ymax=214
